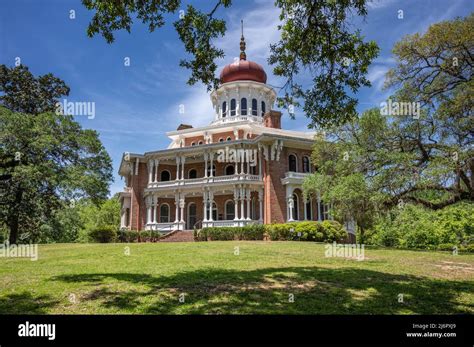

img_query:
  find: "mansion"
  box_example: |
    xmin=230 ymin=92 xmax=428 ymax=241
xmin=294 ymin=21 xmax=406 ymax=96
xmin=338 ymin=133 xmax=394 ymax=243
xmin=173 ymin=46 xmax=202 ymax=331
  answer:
xmin=118 ymin=33 xmax=330 ymax=232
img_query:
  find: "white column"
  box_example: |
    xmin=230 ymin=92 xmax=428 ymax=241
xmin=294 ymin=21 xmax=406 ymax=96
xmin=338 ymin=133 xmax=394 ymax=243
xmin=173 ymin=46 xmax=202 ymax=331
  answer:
xmin=179 ymin=198 xmax=185 ymax=223
xmin=148 ymin=160 xmax=153 ymax=183
xmin=288 ymin=197 xmax=295 ymax=222
xmin=202 ymin=190 xmax=208 ymax=222
xmin=154 ymin=159 xmax=159 ymax=182
xmin=233 ymin=187 xmax=239 ymax=221
xmin=258 ymin=188 xmax=263 ymax=222
xmin=181 ymin=156 xmax=185 ymax=180
xmin=240 ymin=152 xmax=245 ymax=175
xmin=240 ymin=186 xmax=245 ymax=221
xmin=235 ymin=148 xmax=239 ymax=175
xmin=174 ymin=193 xmax=179 ymax=223
xmin=258 ymin=149 xmax=262 ymax=179
xmin=208 ymin=191 xmax=214 ymax=222
xmin=204 ymin=152 xmax=208 ymax=178
xmin=175 ymin=157 xmax=180 ymax=180
xmin=246 ymin=188 xmax=251 ymax=220
xmin=146 ymin=197 xmax=152 ymax=224
xmin=209 ymin=152 xmax=214 ymax=177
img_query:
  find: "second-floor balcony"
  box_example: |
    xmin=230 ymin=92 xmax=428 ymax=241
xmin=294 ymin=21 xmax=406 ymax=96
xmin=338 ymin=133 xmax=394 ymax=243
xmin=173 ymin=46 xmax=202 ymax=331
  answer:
xmin=147 ymin=173 xmax=262 ymax=190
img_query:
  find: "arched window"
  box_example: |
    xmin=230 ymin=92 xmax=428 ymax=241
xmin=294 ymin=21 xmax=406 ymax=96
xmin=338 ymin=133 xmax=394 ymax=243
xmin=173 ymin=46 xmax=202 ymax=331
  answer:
xmin=225 ymin=165 xmax=235 ymax=175
xmin=261 ymin=101 xmax=266 ymax=116
xmin=198 ymin=140 xmax=203 ymax=145
xmin=225 ymin=200 xmax=235 ymax=220
xmin=226 ymin=136 xmax=232 ymax=141
xmin=241 ymin=98 xmax=248 ymax=115
xmin=302 ymin=156 xmax=310 ymax=173
xmin=230 ymin=99 xmax=236 ymax=116
xmin=251 ymin=98 xmax=258 ymax=116
xmin=219 ymin=138 xmax=224 ymax=142
xmin=222 ymin=101 xmax=227 ymax=117
xmin=207 ymin=164 xmax=216 ymax=177
xmin=160 ymin=204 xmax=170 ymax=223
xmin=188 ymin=169 xmax=197 ymax=179
xmin=191 ymin=142 xmax=196 ymax=146
xmin=289 ymin=154 xmax=297 ymax=172
xmin=292 ymin=193 xmax=299 ymax=220
xmin=160 ymin=170 xmax=171 ymax=181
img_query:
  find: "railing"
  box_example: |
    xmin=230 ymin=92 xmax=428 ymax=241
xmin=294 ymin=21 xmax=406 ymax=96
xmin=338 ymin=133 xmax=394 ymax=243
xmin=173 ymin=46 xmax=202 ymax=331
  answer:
xmin=211 ymin=115 xmax=262 ymax=125
xmin=145 ymin=222 xmax=176 ymax=231
xmin=284 ymin=172 xmax=311 ymax=179
xmin=203 ymin=220 xmax=262 ymax=228
xmin=148 ymin=174 xmax=262 ymax=189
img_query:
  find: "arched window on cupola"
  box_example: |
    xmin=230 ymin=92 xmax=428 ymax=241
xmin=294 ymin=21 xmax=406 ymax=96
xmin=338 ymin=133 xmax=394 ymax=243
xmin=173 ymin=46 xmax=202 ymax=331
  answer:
xmin=222 ymin=101 xmax=227 ymax=118
xmin=251 ymin=98 xmax=258 ymax=116
xmin=241 ymin=98 xmax=247 ymax=116
xmin=261 ymin=101 xmax=266 ymax=116
xmin=230 ymin=99 xmax=236 ymax=116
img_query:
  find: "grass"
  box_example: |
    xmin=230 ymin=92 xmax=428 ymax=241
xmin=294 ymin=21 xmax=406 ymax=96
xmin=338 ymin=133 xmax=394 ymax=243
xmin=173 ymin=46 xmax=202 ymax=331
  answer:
xmin=0 ymin=241 xmax=473 ymax=314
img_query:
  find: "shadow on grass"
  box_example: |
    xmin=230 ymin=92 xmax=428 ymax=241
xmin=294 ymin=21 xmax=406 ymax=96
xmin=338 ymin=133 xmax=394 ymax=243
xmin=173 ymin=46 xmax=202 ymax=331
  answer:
xmin=48 ymin=267 xmax=474 ymax=314
xmin=0 ymin=291 xmax=60 ymax=314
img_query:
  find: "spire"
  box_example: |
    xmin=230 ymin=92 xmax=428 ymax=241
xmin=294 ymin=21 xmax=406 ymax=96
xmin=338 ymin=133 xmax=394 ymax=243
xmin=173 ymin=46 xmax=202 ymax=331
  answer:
xmin=239 ymin=19 xmax=246 ymax=61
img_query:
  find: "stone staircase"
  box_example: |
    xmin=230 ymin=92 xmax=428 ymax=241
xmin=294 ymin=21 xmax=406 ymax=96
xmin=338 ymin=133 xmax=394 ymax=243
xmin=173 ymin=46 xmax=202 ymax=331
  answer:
xmin=158 ymin=230 xmax=195 ymax=242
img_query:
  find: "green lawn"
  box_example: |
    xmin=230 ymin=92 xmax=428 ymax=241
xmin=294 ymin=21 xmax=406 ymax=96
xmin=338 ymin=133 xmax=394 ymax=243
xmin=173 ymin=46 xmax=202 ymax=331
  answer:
xmin=0 ymin=241 xmax=473 ymax=314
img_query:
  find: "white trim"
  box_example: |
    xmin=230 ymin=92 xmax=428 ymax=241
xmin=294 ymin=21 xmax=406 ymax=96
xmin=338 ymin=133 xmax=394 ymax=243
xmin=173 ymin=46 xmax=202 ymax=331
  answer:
xmin=159 ymin=203 xmax=171 ymax=223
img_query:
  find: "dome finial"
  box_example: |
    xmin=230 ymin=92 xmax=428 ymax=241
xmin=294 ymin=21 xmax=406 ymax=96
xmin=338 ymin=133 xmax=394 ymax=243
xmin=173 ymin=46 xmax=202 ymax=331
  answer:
xmin=240 ymin=19 xmax=246 ymax=61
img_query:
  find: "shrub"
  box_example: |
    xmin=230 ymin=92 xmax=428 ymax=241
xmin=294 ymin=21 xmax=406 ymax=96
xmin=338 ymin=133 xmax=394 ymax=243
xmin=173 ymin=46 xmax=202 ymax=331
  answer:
xmin=437 ymin=243 xmax=457 ymax=252
xmin=89 ymin=226 xmax=117 ymax=243
xmin=117 ymin=229 xmax=139 ymax=242
xmin=197 ymin=224 xmax=266 ymax=241
xmin=321 ymin=220 xmax=346 ymax=242
xmin=266 ymin=221 xmax=346 ymax=242
xmin=460 ymin=244 xmax=474 ymax=253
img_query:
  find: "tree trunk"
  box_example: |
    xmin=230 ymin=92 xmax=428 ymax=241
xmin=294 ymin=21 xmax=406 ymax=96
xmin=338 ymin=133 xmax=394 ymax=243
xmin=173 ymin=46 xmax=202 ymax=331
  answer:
xmin=8 ymin=187 xmax=23 ymax=245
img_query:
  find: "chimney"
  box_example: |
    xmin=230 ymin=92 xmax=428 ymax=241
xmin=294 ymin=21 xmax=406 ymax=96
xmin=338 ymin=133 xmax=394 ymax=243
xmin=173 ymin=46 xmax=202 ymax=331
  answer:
xmin=263 ymin=110 xmax=282 ymax=129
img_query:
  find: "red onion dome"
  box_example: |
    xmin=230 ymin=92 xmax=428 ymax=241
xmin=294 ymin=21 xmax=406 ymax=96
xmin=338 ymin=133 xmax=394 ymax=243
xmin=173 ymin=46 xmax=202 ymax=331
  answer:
xmin=220 ymin=60 xmax=267 ymax=84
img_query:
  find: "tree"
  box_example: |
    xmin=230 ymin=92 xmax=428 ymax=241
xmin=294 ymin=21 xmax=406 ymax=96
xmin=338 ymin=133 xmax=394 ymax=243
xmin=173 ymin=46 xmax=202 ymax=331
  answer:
xmin=0 ymin=106 xmax=113 ymax=244
xmin=0 ymin=65 xmax=70 ymax=114
xmin=81 ymin=0 xmax=379 ymax=128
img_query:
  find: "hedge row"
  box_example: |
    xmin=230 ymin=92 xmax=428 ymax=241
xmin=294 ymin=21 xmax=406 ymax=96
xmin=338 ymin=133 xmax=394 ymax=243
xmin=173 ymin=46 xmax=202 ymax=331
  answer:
xmin=195 ymin=221 xmax=347 ymax=242
xmin=195 ymin=224 xmax=265 ymax=241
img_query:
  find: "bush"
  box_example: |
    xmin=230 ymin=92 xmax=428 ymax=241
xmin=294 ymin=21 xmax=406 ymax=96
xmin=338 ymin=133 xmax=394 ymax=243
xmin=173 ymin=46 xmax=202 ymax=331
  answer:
xmin=197 ymin=224 xmax=266 ymax=241
xmin=89 ymin=226 xmax=117 ymax=243
xmin=437 ymin=243 xmax=457 ymax=252
xmin=266 ymin=221 xmax=346 ymax=242
xmin=369 ymin=203 xmax=474 ymax=250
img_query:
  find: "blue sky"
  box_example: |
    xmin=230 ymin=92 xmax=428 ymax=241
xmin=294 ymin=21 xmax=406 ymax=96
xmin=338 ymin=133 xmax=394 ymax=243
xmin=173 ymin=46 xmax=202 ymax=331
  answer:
xmin=1 ymin=0 xmax=472 ymax=196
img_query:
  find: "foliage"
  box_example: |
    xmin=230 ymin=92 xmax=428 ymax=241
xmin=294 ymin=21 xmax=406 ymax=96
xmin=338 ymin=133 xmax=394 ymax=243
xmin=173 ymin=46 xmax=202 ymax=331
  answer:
xmin=88 ymin=226 xmax=117 ymax=243
xmin=77 ymin=197 xmax=121 ymax=242
xmin=197 ymin=224 xmax=265 ymax=241
xmin=81 ymin=0 xmax=379 ymax=127
xmin=366 ymin=203 xmax=474 ymax=250
xmin=0 ymin=64 xmax=70 ymax=114
xmin=265 ymin=221 xmax=346 ymax=242
xmin=270 ymin=0 xmax=379 ymax=128
xmin=0 ymin=106 xmax=113 ymax=244
xmin=117 ymin=229 xmax=139 ymax=243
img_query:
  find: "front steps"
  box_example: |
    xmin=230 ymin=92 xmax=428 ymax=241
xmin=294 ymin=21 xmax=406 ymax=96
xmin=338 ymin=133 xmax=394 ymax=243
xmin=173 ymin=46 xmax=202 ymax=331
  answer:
xmin=158 ymin=230 xmax=195 ymax=242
